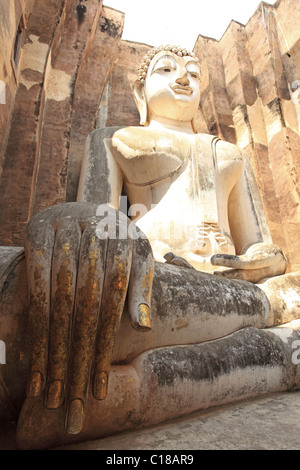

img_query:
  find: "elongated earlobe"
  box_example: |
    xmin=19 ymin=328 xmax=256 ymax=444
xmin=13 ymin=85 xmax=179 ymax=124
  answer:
xmin=133 ymin=79 xmax=148 ymax=126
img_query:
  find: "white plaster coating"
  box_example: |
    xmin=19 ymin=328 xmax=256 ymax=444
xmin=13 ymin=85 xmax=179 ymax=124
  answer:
xmin=18 ymin=35 xmax=49 ymax=90
xmin=20 ymin=35 xmax=48 ymax=74
xmin=0 ymin=80 xmax=5 ymax=104
xmin=280 ymin=287 xmax=300 ymax=311
xmin=45 ymin=66 xmax=72 ymax=101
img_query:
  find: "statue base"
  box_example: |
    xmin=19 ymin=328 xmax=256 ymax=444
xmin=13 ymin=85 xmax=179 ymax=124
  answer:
xmin=1 ymin=247 xmax=300 ymax=450
xmin=17 ymin=321 xmax=300 ymax=449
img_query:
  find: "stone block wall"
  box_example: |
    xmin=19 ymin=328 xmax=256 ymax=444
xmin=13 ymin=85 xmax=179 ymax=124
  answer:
xmin=0 ymin=0 xmax=299 ymax=271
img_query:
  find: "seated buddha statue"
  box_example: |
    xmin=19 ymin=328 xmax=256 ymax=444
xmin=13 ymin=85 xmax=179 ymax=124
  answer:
xmin=107 ymin=45 xmax=286 ymax=279
xmin=14 ymin=45 xmax=300 ymax=449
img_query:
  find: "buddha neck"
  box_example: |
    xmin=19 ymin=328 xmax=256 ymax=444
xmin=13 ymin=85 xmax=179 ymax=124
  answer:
xmin=147 ymin=116 xmax=195 ymax=135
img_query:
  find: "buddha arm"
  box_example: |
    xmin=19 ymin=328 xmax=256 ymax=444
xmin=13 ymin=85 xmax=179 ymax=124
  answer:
xmin=212 ymin=152 xmax=287 ymax=282
xmin=227 ymin=154 xmax=272 ymax=254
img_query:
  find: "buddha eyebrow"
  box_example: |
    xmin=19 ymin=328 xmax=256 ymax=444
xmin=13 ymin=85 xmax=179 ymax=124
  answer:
xmin=151 ymin=55 xmax=177 ymax=71
xmin=185 ymin=59 xmax=201 ymax=70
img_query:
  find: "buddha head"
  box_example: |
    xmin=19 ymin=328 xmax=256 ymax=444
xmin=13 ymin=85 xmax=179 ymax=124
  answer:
xmin=133 ymin=45 xmax=201 ymax=133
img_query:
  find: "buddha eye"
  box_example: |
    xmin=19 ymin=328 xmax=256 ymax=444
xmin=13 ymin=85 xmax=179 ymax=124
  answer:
xmin=189 ymin=72 xmax=199 ymax=79
xmin=152 ymin=66 xmax=173 ymax=75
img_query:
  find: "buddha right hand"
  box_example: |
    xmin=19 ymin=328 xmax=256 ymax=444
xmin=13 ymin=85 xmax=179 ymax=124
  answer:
xmin=24 ymin=202 xmax=154 ymax=434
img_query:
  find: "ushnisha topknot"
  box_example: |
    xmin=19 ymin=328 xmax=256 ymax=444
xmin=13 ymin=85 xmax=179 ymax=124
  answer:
xmin=137 ymin=45 xmax=199 ymax=84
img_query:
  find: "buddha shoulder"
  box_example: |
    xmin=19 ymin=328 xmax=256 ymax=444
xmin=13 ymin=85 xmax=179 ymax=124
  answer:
xmin=112 ymin=126 xmax=190 ymax=162
xmin=214 ymin=138 xmax=244 ymax=180
xmin=214 ymin=138 xmax=244 ymax=164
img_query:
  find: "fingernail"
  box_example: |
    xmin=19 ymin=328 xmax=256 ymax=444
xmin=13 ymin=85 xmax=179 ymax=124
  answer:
xmin=94 ymin=371 xmax=108 ymax=400
xmin=27 ymin=371 xmax=43 ymax=397
xmin=45 ymin=380 xmax=64 ymax=409
xmin=65 ymin=398 xmax=85 ymax=434
xmin=138 ymin=303 xmax=152 ymax=329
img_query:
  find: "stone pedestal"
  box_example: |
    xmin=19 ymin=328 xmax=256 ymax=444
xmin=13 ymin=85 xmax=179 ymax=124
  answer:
xmin=1 ymin=248 xmax=300 ymax=449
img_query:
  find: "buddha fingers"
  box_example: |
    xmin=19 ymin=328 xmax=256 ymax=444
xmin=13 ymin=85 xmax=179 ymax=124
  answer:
xmin=127 ymin=235 xmax=155 ymax=332
xmin=92 ymin=237 xmax=133 ymax=402
xmin=211 ymin=246 xmax=285 ymax=270
xmin=25 ymin=217 xmax=55 ymax=399
xmin=45 ymin=219 xmax=82 ymax=410
xmin=64 ymin=227 xmax=108 ymax=434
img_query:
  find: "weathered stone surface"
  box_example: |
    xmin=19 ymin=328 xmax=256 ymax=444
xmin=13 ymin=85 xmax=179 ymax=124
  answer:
xmin=16 ymin=322 xmax=300 ymax=450
xmin=268 ymin=128 xmax=300 ymax=271
xmin=0 ymin=242 xmax=298 ymax=448
xmin=31 ymin=0 xmax=107 ymax=215
xmin=194 ymin=35 xmax=236 ymax=143
xmin=66 ymin=5 xmax=125 ymax=202
xmin=0 ymin=247 xmax=28 ymax=424
xmin=0 ymin=0 xmax=77 ymax=245
xmin=77 ymin=126 xmax=122 ymax=204
xmin=0 ymin=0 xmax=35 ymax=170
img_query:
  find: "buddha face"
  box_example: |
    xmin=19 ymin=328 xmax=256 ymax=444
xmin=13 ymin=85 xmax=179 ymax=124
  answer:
xmin=134 ymin=50 xmax=201 ymax=128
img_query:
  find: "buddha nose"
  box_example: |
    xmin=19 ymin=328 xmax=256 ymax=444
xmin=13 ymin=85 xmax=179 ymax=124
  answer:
xmin=175 ymin=70 xmax=190 ymax=86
